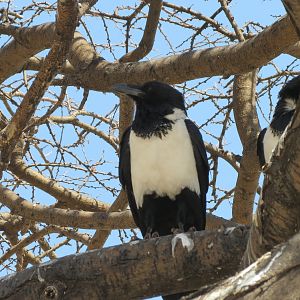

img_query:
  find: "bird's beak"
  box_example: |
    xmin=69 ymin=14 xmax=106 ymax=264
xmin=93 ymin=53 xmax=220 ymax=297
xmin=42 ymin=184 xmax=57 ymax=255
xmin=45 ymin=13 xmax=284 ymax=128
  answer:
xmin=111 ymin=83 xmax=146 ymax=98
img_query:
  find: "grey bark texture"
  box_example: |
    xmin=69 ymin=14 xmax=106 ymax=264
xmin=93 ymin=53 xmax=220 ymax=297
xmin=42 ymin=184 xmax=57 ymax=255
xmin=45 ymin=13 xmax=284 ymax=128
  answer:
xmin=0 ymin=227 xmax=248 ymax=300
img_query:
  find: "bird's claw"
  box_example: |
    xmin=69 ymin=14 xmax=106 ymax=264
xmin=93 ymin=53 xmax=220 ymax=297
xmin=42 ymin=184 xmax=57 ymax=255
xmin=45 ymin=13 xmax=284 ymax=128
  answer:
xmin=144 ymin=231 xmax=159 ymax=239
xmin=144 ymin=233 xmax=151 ymax=239
xmin=188 ymin=226 xmax=197 ymax=232
xmin=171 ymin=227 xmax=184 ymax=234
xmin=151 ymin=231 xmax=159 ymax=238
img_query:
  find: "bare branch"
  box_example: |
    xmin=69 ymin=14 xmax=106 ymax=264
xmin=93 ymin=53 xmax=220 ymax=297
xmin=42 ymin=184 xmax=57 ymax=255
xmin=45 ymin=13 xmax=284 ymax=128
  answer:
xmin=205 ymin=142 xmax=240 ymax=172
xmin=48 ymin=115 xmax=118 ymax=151
xmin=0 ymin=185 xmax=134 ymax=230
xmin=0 ymin=0 xmax=78 ymax=167
xmin=0 ymin=226 xmax=57 ymax=265
xmin=20 ymin=15 xmax=299 ymax=91
xmin=8 ymin=155 xmax=110 ymax=212
xmin=120 ymin=0 xmax=162 ymax=62
xmin=0 ymin=23 xmax=56 ymax=83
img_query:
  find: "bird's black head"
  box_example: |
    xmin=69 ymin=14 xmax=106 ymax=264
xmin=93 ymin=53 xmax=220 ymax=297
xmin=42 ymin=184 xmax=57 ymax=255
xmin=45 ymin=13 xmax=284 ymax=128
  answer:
xmin=278 ymin=75 xmax=300 ymax=101
xmin=112 ymin=81 xmax=186 ymax=138
xmin=112 ymin=81 xmax=186 ymax=114
xmin=271 ymin=75 xmax=300 ymax=132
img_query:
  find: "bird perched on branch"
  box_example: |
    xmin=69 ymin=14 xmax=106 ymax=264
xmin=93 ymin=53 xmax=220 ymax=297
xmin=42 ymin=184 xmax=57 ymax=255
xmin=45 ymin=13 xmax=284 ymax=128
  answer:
xmin=113 ymin=81 xmax=209 ymax=299
xmin=257 ymin=75 xmax=300 ymax=168
xmin=113 ymin=81 xmax=209 ymax=237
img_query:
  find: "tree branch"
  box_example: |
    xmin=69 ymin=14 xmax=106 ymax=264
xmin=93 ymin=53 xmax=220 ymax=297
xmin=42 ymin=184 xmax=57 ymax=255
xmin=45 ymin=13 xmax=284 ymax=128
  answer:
xmin=0 ymin=227 xmax=248 ymax=299
xmin=282 ymin=0 xmax=300 ymax=36
xmin=8 ymin=155 xmax=110 ymax=212
xmin=205 ymin=142 xmax=240 ymax=172
xmin=0 ymin=183 xmax=237 ymax=234
xmin=0 ymin=0 xmax=78 ymax=167
xmin=0 ymin=185 xmax=134 ymax=230
xmin=48 ymin=115 xmax=118 ymax=151
xmin=191 ymin=231 xmax=300 ymax=300
xmin=0 ymin=23 xmax=56 ymax=83
xmin=243 ymin=81 xmax=300 ymax=266
xmin=13 ymin=15 xmax=299 ymax=92
xmin=119 ymin=0 xmax=162 ymax=62
xmin=232 ymin=71 xmax=260 ymax=225
xmin=59 ymin=15 xmax=299 ymax=91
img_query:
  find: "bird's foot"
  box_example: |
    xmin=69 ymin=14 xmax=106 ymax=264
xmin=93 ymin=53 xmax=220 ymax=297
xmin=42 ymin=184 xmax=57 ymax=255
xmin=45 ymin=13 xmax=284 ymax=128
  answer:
xmin=144 ymin=230 xmax=159 ymax=239
xmin=144 ymin=227 xmax=154 ymax=240
xmin=130 ymin=236 xmax=141 ymax=242
xmin=171 ymin=227 xmax=184 ymax=234
xmin=172 ymin=222 xmax=185 ymax=234
xmin=188 ymin=226 xmax=197 ymax=232
xmin=151 ymin=231 xmax=159 ymax=238
xmin=144 ymin=233 xmax=151 ymax=239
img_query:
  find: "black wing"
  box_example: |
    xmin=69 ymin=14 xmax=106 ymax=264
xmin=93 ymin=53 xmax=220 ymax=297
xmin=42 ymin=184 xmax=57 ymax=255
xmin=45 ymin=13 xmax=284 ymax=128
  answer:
xmin=119 ymin=127 xmax=142 ymax=231
xmin=257 ymin=127 xmax=267 ymax=168
xmin=185 ymin=119 xmax=209 ymax=225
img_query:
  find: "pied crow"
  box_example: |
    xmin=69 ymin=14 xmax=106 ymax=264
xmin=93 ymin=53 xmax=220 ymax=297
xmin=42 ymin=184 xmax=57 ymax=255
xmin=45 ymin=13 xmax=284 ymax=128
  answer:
xmin=113 ymin=81 xmax=209 ymax=240
xmin=257 ymin=75 xmax=300 ymax=167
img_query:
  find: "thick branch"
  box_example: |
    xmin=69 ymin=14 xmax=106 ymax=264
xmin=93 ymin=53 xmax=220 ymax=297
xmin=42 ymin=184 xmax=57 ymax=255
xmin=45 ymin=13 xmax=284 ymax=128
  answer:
xmin=0 ymin=23 xmax=56 ymax=83
xmin=243 ymin=89 xmax=300 ymax=266
xmin=0 ymin=0 xmax=97 ymax=83
xmin=0 ymin=227 xmax=248 ymax=299
xmin=232 ymin=71 xmax=260 ymax=225
xmin=0 ymin=184 xmax=236 ymax=234
xmin=18 ymin=15 xmax=299 ymax=91
xmin=0 ymin=185 xmax=134 ymax=230
xmin=68 ymin=31 xmax=101 ymax=71
xmin=282 ymin=0 xmax=300 ymax=36
xmin=62 ymin=15 xmax=299 ymax=91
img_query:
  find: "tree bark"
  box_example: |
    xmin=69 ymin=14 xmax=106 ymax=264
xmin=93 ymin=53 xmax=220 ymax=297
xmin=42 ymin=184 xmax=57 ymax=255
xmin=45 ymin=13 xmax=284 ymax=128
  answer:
xmin=232 ymin=71 xmax=260 ymax=225
xmin=242 ymin=50 xmax=300 ymax=268
xmin=190 ymin=231 xmax=300 ymax=300
xmin=46 ymin=15 xmax=300 ymax=91
xmin=0 ymin=227 xmax=248 ymax=300
xmin=4 ymin=15 xmax=298 ymax=91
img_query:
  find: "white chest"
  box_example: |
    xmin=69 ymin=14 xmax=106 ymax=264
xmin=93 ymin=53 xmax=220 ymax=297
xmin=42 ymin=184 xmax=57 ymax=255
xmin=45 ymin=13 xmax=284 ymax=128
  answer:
xmin=263 ymin=127 xmax=281 ymax=164
xmin=129 ymin=119 xmax=200 ymax=208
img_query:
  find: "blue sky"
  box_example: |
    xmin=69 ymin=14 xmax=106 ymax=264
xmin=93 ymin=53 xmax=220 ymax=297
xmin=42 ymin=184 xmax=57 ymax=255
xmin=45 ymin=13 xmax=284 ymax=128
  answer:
xmin=0 ymin=0 xmax=297 ymax=298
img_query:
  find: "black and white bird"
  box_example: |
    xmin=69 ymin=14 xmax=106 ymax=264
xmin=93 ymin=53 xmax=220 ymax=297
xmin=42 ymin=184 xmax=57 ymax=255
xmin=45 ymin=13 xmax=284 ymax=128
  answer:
xmin=257 ymin=75 xmax=300 ymax=167
xmin=113 ymin=81 xmax=209 ymax=241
